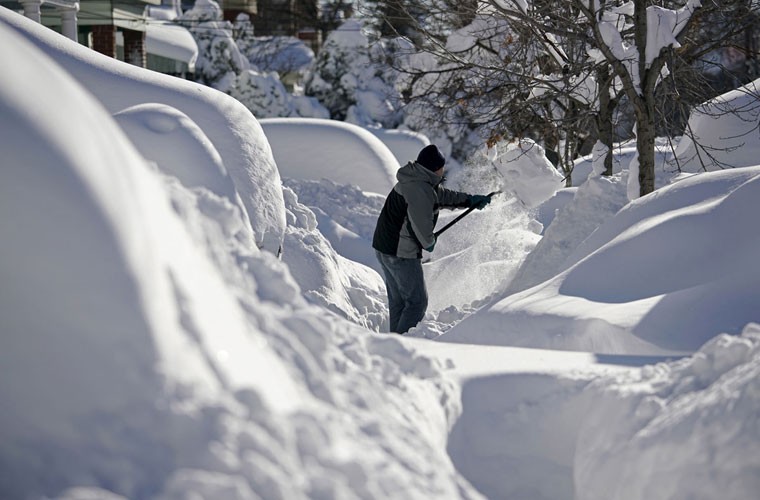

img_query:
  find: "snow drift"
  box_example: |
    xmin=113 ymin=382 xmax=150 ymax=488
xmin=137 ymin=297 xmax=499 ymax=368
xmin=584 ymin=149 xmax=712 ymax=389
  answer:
xmin=1 ymin=7 xmax=285 ymax=253
xmin=675 ymin=78 xmax=760 ymax=172
xmin=0 ymin=12 xmax=480 ymax=500
xmin=575 ymin=324 xmax=760 ymax=500
xmin=260 ymin=117 xmax=399 ymax=195
xmin=3 ymin=5 xmax=760 ymax=500
xmin=443 ymin=166 xmax=760 ymax=354
xmin=431 ymin=323 xmax=760 ymax=500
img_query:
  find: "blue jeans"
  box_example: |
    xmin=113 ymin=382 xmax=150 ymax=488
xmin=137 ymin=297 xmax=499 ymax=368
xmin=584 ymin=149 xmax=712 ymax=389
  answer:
xmin=375 ymin=250 xmax=428 ymax=334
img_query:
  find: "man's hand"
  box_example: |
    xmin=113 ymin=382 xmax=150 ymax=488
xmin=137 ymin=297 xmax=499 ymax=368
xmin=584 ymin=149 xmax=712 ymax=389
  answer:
xmin=468 ymin=194 xmax=492 ymax=210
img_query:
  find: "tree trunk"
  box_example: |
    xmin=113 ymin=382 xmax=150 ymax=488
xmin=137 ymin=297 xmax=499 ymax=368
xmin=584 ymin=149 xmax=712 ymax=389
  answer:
xmin=633 ymin=0 xmax=657 ymax=197
xmin=635 ymin=103 xmax=657 ymax=196
xmin=597 ymin=65 xmax=614 ymax=176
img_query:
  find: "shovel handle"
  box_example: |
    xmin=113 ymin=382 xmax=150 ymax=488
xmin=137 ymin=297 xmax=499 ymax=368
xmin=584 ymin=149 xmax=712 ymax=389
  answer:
xmin=434 ymin=191 xmax=500 ymax=238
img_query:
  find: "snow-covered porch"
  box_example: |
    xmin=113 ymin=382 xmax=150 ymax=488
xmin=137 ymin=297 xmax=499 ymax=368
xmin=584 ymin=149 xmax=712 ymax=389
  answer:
xmin=17 ymin=0 xmax=77 ymax=40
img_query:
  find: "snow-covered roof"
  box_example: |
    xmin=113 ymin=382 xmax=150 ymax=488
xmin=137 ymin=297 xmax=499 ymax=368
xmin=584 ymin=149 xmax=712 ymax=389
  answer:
xmin=145 ymin=21 xmax=198 ymax=70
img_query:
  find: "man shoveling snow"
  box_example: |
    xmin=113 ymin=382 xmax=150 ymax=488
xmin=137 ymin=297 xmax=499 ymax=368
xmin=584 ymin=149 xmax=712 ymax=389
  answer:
xmin=372 ymin=144 xmax=493 ymax=334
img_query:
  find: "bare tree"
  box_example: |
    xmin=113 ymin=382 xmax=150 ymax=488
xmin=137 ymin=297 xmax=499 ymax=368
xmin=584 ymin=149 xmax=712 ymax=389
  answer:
xmin=479 ymin=0 xmax=705 ymax=196
xmin=654 ymin=0 xmax=760 ymax=172
xmin=367 ymin=0 xmax=759 ymax=194
xmin=368 ymin=0 xmax=619 ymax=185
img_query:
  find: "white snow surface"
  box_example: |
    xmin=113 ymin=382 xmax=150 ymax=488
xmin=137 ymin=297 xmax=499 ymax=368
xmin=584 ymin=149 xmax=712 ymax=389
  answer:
xmin=1 ymin=8 xmax=285 ymax=254
xmin=2 ymin=7 xmax=760 ymax=500
xmin=145 ymin=21 xmax=199 ymax=69
xmin=674 ymin=79 xmax=760 ymax=172
xmin=260 ymin=117 xmax=399 ymax=195
xmin=443 ymin=166 xmax=760 ymax=355
xmin=491 ymin=139 xmax=565 ymax=208
xmin=367 ymin=127 xmax=431 ymax=166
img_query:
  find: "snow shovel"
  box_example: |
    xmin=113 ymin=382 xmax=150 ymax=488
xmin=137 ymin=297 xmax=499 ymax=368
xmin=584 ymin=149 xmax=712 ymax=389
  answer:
xmin=434 ymin=191 xmax=500 ymax=238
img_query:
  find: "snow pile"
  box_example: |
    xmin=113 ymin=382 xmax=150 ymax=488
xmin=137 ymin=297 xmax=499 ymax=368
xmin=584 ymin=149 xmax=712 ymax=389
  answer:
xmin=506 ymin=172 xmax=630 ymax=294
xmin=491 ymin=139 xmax=565 ymax=208
xmin=443 ymin=166 xmax=760 ymax=354
xmin=280 ymin=186 xmax=387 ymax=331
xmin=260 ymin=117 xmax=399 ymax=195
xmin=114 ymin=101 xmax=386 ymax=331
xmin=431 ymin=324 xmax=760 ymax=500
xmin=4 ymin=6 xmax=760 ymax=500
xmin=368 ymin=127 xmax=431 ymax=165
xmin=674 ymin=78 xmax=760 ymax=172
xmin=570 ymin=139 xmax=677 ymax=187
xmin=284 ymin=178 xmax=386 ymax=272
xmin=0 ymin=20 xmax=296 ymax=494
xmin=510 ymin=138 xmax=681 ymax=295
xmin=532 ymin=187 xmax=577 ymax=233
xmin=576 ymin=323 xmax=760 ymax=500
xmin=1 ymin=7 xmax=285 ymax=254
xmin=0 ymin=13 xmax=482 ymax=500
xmin=112 ymin=103 xmax=255 ymax=246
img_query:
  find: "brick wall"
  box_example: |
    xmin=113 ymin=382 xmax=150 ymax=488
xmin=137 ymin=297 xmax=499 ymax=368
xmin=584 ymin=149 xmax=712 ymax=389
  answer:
xmin=123 ymin=29 xmax=146 ymax=68
xmin=91 ymin=25 xmax=116 ymax=58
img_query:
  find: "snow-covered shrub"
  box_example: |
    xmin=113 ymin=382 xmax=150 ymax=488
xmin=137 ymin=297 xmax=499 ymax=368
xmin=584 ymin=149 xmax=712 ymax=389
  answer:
xmin=305 ymin=19 xmax=401 ymax=128
xmin=179 ymin=0 xmax=248 ymax=89
xmin=230 ymin=70 xmax=330 ymax=119
xmin=230 ymin=69 xmax=293 ymax=118
xmin=233 ymin=14 xmax=315 ymax=83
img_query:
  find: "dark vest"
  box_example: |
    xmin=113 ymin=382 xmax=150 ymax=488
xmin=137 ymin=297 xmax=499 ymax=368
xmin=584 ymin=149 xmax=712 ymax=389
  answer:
xmin=372 ymin=187 xmax=430 ymax=259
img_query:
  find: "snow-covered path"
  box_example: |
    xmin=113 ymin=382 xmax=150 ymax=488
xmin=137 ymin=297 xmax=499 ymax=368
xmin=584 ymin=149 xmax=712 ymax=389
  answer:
xmin=410 ymin=339 xmax=675 ymax=499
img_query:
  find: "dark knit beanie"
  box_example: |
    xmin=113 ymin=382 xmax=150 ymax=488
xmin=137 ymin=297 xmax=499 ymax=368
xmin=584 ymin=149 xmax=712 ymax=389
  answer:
xmin=416 ymin=144 xmax=446 ymax=171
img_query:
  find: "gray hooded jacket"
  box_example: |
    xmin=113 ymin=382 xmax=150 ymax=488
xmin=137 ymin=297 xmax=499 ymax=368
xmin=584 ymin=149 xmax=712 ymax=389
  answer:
xmin=372 ymin=161 xmax=471 ymax=259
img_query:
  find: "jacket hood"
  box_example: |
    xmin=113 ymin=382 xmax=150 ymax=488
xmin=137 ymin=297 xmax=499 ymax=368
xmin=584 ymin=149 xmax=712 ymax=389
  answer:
xmin=396 ymin=161 xmax=442 ymax=187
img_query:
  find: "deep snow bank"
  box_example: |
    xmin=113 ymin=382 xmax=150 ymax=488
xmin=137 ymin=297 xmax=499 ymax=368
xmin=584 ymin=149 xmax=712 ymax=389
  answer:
xmin=443 ymin=166 xmax=760 ymax=354
xmin=0 ymin=20 xmax=299 ymax=496
xmin=506 ymin=172 xmax=630 ymax=295
xmin=1 ymin=7 xmax=285 ymax=253
xmin=510 ymin=139 xmax=680 ymax=295
xmin=280 ymin=186 xmax=387 ymax=330
xmin=284 ymin=178 xmax=386 ymax=273
xmin=576 ymin=323 xmax=760 ymax=500
xmin=0 ymin=17 xmax=481 ymax=500
xmin=675 ymin=78 xmax=760 ymax=172
xmin=422 ymin=324 xmax=760 ymax=500
xmin=260 ymin=117 xmax=399 ymax=195
xmin=368 ymin=127 xmax=430 ymax=165
xmin=113 ymin=102 xmax=389 ymax=332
